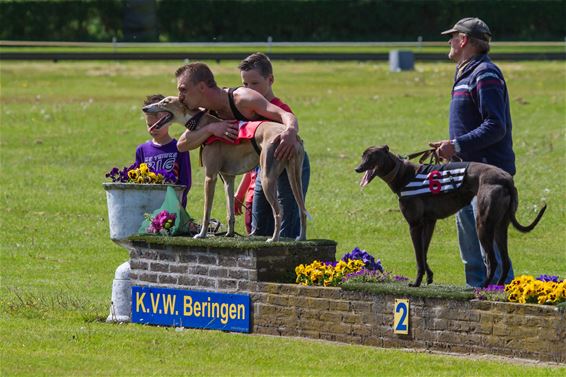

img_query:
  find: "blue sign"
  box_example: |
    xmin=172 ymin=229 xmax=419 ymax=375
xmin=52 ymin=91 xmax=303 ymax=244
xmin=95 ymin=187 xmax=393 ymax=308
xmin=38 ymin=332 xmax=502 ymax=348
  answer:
xmin=131 ymin=286 xmax=251 ymax=333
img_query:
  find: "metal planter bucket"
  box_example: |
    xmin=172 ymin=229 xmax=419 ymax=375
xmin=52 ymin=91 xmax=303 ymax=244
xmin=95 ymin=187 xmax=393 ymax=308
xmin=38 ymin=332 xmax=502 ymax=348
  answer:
xmin=103 ymin=183 xmax=186 ymax=240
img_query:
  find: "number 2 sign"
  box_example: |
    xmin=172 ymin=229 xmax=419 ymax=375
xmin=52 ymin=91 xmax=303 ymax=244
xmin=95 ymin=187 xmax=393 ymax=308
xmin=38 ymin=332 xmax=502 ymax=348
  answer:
xmin=394 ymin=299 xmax=409 ymax=334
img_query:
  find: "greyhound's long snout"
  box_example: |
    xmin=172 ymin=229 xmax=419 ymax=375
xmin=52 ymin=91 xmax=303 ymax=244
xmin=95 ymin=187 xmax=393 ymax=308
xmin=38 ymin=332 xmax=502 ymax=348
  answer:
xmin=355 ymin=161 xmax=368 ymax=173
xmin=142 ymin=104 xmax=160 ymax=114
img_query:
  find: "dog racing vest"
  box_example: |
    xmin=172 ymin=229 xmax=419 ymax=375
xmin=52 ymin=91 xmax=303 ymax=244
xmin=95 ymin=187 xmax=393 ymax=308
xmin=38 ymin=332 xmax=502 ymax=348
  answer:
xmin=204 ymin=120 xmax=263 ymax=147
xmin=198 ymin=121 xmax=263 ymax=167
xmin=399 ymin=162 xmax=470 ymax=198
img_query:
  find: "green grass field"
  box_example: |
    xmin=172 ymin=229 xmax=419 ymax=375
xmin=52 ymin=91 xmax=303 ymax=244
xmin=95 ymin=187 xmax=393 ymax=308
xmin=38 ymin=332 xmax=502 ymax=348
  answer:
xmin=1 ymin=59 xmax=564 ymax=375
xmin=1 ymin=41 xmax=564 ymax=54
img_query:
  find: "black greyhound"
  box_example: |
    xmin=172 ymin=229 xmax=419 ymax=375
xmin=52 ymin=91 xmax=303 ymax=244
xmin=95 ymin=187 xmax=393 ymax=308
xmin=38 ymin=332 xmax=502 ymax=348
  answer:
xmin=355 ymin=145 xmax=546 ymax=287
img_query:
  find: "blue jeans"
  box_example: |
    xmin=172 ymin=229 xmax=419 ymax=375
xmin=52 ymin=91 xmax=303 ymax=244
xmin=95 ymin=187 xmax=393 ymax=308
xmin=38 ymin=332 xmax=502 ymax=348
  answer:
xmin=251 ymin=152 xmax=310 ymax=239
xmin=456 ymin=197 xmax=514 ymax=288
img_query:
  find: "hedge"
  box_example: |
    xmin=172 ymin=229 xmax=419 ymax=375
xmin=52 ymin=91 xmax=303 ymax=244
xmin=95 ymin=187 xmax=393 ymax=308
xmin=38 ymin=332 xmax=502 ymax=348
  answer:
xmin=1 ymin=0 xmax=565 ymax=42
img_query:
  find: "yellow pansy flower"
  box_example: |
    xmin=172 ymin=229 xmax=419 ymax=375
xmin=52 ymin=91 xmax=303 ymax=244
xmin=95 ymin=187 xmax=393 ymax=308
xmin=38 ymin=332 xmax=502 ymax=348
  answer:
xmin=139 ymin=163 xmax=149 ymax=174
xmin=508 ymin=292 xmax=519 ymax=302
xmin=523 ymin=282 xmax=535 ymax=297
xmin=128 ymin=169 xmax=139 ymax=180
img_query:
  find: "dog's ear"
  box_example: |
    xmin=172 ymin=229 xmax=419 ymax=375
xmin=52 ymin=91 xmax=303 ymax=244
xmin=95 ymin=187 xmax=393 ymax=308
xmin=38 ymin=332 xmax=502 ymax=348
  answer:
xmin=383 ymin=145 xmax=389 ymax=152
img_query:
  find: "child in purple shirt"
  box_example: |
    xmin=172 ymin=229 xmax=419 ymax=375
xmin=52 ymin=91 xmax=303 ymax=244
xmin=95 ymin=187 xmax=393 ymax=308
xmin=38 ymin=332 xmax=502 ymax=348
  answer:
xmin=135 ymin=94 xmax=191 ymax=208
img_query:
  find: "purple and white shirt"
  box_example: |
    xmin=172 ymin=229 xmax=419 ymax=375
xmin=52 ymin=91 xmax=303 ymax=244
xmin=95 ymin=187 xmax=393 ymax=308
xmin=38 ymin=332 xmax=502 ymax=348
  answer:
xmin=135 ymin=139 xmax=191 ymax=208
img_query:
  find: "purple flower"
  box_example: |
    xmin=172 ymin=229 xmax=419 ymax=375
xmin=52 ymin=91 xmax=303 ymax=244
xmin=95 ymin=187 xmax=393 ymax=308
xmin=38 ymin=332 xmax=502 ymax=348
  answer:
xmin=105 ymin=166 xmax=124 ymax=182
xmin=536 ymin=274 xmax=560 ymax=283
xmin=105 ymin=167 xmax=119 ymax=179
xmin=393 ymin=275 xmax=409 ymax=281
xmin=485 ymin=284 xmax=504 ymax=292
xmin=473 ymin=288 xmax=488 ymax=300
xmin=344 ymin=270 xmax=366 ymax=279
xmin=163 ymin=171 xmax=177 ymax=184
xmin=341 ymin=247 xmax=383 ymax=272
xmin=106 ymin=161 xmax=181 ymax=184
xmin=154 ymin=168 xmax=177 ymax=184
xmin=474 ymin=284 xmax=506 ymax=302
xmin=106 ymin=163 xmax=141 ymax=183
xmin=146 ymin=210 xmax=176 ymax=235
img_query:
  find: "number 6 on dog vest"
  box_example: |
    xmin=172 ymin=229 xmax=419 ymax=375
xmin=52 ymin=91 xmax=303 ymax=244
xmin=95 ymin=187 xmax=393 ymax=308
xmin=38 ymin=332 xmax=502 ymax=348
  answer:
xmin=399 ymin=162 xmax=469 ymax=198
xmin=428 ymin=170 xmax=442 ymax=194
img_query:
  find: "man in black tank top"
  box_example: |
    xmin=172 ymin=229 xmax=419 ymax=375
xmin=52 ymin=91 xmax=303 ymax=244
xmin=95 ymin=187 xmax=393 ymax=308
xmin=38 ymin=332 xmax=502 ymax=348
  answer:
xmin=227 ymin=87 xmax=250 ymax=121
xmin=175 ymin=62 xmax=301 ymax=161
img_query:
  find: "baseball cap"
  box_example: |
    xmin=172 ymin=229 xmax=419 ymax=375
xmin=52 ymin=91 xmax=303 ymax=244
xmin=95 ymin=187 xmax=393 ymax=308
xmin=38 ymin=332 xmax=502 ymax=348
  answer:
xmin=441 ymin=17 xmax=492 ymax=41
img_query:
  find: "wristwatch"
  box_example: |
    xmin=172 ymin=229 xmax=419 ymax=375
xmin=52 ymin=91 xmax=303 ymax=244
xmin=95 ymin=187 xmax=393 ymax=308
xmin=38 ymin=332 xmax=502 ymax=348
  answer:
xmin=450 ymin=139 xmax=461 ymax=153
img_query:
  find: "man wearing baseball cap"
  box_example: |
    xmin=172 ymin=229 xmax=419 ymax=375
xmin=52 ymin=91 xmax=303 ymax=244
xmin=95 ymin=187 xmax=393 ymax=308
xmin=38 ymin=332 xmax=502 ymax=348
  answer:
xmin=430 ymin=17 xmax=516 ymax=287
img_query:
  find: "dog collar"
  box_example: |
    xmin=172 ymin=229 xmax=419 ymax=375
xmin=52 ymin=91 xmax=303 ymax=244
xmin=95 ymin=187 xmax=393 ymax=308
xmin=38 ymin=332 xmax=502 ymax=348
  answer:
xmin=185 ymin=110 xmax=207 ymax=131
xmin=382 ymin=157 xmax=402 ymax=184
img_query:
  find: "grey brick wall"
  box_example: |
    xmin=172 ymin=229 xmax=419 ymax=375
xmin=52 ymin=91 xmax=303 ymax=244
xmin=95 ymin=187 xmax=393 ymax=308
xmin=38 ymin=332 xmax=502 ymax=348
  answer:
xmin=252 ymin=283 xmax=566 ymax=363
xmin=126 ymin=239 xmax=336 ymax=293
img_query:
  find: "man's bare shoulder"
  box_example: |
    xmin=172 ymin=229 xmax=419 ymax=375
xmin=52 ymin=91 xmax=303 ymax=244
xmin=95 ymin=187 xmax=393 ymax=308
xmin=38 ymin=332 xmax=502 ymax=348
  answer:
xmin=234 ymin=87 xmax=264 ymax=102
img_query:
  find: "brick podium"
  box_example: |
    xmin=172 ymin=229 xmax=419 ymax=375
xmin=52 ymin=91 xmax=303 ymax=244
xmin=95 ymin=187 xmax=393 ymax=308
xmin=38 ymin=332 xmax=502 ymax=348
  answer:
xmin=124 ymin=237 xmax=336 ymax=292
xmin=120 ymin=236 xmax=565 ymax=363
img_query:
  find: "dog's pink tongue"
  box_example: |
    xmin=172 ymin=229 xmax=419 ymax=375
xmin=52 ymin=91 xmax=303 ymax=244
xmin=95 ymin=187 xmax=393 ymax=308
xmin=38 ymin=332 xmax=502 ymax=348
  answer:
xmin=360 ymin=171 xmax=370 ymax=188
xmin=149 ymin=114 xmax=168 ymax=131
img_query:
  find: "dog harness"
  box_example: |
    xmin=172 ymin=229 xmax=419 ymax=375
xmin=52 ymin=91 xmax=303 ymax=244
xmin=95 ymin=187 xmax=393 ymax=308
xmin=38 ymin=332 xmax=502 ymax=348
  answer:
xmin=399 ymin=162 xmax=469 ymax=198
xmin=198 ymin=121 xmax=263 ymax=167
xmin=204 ymin=120 xmax=263 ymax=154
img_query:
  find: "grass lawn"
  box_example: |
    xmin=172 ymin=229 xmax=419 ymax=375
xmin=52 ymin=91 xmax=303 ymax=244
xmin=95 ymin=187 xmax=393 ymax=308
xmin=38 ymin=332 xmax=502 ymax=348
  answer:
xmin=1 ymin=42 xmax=565 ymax=54
xmin=0 ymin=59 xmax=564 ymax=375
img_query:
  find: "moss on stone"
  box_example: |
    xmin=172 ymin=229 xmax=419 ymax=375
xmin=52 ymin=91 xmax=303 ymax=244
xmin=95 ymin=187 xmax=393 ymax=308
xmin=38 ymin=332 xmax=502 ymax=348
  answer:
xmin=127 ymin=234 xmax=337 ymax=250
xmin=342 ymin=281 xmax=475 ymax=301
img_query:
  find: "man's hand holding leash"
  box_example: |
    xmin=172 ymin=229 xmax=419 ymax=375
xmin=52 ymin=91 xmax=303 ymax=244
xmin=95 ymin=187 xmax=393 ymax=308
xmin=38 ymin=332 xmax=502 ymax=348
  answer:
xmin=430 ymin=140 xmax=457 ymax=160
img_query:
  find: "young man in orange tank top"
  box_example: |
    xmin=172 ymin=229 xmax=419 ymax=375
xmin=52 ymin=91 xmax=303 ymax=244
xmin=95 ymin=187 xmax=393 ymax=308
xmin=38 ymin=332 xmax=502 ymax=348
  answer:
xmin=234 ymin=53 xmax=310 ymax=238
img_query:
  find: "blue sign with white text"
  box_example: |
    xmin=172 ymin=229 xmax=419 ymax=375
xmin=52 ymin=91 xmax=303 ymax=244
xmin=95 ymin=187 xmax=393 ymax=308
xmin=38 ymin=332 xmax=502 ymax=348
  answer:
xmin=131 ymin=286 xmax=251 ymax=333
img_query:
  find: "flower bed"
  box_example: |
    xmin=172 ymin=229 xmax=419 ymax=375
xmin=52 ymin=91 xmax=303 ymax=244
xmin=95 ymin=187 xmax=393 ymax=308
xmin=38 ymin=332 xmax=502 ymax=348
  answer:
xmin=506 ymin=275 xmax=565 ymax=305
xmin=295 ymin=248 xmax=566 ymax=308
xmin=471 ymin=275 xmax=566 ymax=307
xmin=294 ymin=247 xmax=403 ymax=287
xmin=295 ymin=259 xmax=366 ymax=287
xmin=106 ymin=162 xmax=176 ymax=184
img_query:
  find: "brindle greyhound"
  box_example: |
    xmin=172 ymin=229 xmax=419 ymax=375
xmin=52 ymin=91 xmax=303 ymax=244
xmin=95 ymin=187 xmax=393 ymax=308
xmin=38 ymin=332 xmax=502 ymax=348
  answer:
xmin=142 ymin=96 xmax=307 ymax=242
xmin=355 ymin=145 xmax=546 ymax=288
